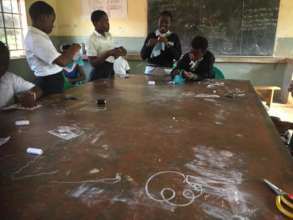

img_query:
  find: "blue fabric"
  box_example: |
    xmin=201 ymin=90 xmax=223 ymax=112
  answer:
xmin=173 ymin=73 xmax=185 ymax=85
xmin=64 ymin=67 xmax=79 ymax=79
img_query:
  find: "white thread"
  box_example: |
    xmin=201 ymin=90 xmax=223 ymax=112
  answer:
xmin=51 ymin=173 xmax=121 ymax=185
xmin=145 ymin=171 xmax=203 ymax=207
xmin=12 ymin=170 xmax=58 ymax=180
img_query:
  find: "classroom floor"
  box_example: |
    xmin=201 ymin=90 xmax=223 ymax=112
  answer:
xmin=269 ymin=103 xmax=293 ymax=123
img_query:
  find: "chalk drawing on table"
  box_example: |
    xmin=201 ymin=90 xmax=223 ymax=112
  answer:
xmin=52 ymin=173 xmax=121 ymax=184
xmin=185 ymin=145 xmax=256 ymax=219
xmin=145 ymin=171 xmax=203 ymax=207
xmin=67 ymin=181 xmax=175 ymax=211
xmin=90 ymin=131 xmax=105 ymax=144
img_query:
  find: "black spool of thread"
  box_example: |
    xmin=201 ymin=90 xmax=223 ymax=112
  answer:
xmin=97 ymin=99 xmax=106 ymax=108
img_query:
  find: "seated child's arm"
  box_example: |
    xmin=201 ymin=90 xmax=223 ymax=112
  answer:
xmin=162 ymin=34 xmax=182 ymax=61
xmin=76 ymin=65 xmax=86 ymax=82
xmin=12 ymin=74 xmax=42 ymax=107
xmin=16 ymin=87 xmax=42 ymax=107
xmin=196 ymin=53 xmax=215 ymax=79
xmin=140 ymin=33 xmax=158 ymax=60
xmin=54 ymin=44 xmax=81 ymax=67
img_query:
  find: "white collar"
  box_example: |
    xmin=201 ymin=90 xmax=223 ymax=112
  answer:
xmin=155 ymin=29 xmax=172 ymax=37
xmin=94 ymin=31 xmax=110 ymax=38
xmin=28 ymin=26 xmax=49 ymax=38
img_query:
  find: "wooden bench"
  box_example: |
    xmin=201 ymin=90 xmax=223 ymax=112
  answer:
xmin=254 ymin=86 xmax=281 ymax=107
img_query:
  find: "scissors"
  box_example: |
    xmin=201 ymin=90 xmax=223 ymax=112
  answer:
xmin=264 ymin=179 xmax=293 ymax=219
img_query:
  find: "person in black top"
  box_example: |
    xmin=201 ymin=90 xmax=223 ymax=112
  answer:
xmin=171 ymin=36 xmax=215 ymax=81
xmin=140 ymin=11 xmax=182 ymax=69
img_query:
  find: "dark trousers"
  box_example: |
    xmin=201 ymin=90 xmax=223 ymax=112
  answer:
xmin=90 ymin=62 xmax=114 ymax=81
xmin=35 ymin=72 xmax=64 ymax=96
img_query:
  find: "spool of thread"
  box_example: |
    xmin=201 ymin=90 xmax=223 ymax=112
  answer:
xmin=96 ymin=99 xmax=106 ymax=108
xmin=26 ymin=147 xmax=43 ymax=155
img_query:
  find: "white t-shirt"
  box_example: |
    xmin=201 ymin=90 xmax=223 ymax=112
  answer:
xmin=0 ymin=72 xmax=35 ymax=108
xmin=86 ymin=31 xmax=115 ymax=63
xmin=24 ymin=26 xmax=62 ymax=77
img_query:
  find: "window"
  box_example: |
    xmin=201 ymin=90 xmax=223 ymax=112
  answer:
xmin=0 ymin=0 xmax=27 ymax=58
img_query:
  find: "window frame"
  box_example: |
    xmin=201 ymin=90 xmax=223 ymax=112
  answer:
xmin=0 ymin=0 xmax=27 ymax=58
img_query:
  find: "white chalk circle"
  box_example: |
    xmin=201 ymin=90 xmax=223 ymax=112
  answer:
xmin=145 ymin=171 xmax=203 ymax=207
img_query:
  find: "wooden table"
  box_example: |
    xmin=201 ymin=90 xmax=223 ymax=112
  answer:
xmin=0 ymin=75 xmax=292 ymax=220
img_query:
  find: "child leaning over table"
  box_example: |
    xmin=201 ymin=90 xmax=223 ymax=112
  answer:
xmin=61 ymin=44 xmax=86 ymax=85
xmin=171 ymin=36 xmax=215 ymax=82
xmin=0 ymin=41 xmax=42 ymax=108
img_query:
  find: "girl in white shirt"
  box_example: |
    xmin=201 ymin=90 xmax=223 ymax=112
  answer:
xmin=0 ymin=41 xmax=42 ymax=108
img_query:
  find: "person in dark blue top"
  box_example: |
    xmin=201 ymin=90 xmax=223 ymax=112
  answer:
xmin=140 ymin=11 xmax=182 ymax=70
xmin=171 ymin=36 xmax=215 ymax=81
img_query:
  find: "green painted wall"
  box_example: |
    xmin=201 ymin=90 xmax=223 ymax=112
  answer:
xmin=275 ymin=37 xmax=293 ymax=57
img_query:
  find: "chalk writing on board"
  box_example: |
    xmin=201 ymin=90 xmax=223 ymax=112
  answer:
xmin=148 ymin=0 xmax=280 ymax=56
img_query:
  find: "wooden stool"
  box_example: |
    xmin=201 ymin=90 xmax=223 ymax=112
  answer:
xmin=254 ymin=86 xmax=281 ymax=107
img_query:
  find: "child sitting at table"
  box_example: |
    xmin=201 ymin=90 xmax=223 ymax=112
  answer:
xmin=61 ymin=44 xmax=86 ymax=85
xmin=141 ymin=10 xmax=182 ymax=73
xmin=171 ymin=36 xmax=215 ymax=81
xmin=0 ymin=41 xmax=42 ymax=108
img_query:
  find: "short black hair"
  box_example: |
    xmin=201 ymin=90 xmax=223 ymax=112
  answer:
xmin=191 ymin=36 xmax=208 ymax=52
xmin=29 ymin=1 xmax=55 ymax=21
xmin=0 ymin=41 xmax=10 ymax=73
xmin=91 ymin=10 xmax=107 ymax=23
xmin=159 ymin=11 xmax=172 ymax=20
xmin=61 ymin=44 xmax=71 ymax=51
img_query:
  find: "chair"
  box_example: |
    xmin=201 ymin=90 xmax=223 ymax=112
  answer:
xmin=213 ymin=66 xmax=225 ymax=80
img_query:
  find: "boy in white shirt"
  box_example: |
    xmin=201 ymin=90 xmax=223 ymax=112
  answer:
xmin=25 ymin=1 xmax=80 ymax=95
xmin=87 ymin=10 xmax=129 ymax=80
xmin=0 ymin=41 xmax=42 ymax=108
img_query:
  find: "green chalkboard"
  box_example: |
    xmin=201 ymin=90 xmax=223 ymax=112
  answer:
xmin=148 ymin=0 xmax=280 ymax=56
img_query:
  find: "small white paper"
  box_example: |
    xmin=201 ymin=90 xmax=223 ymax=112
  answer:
xmin=26 ymin=147 xmax=43 ymax=155
xmin=148 ymin=81 xmax=156 ymax=85
xmin=0 ymin=136 xmax=11 ymax=147
xmin=48 ymin=126 xmax=84 ymax=140
xmin=15 ymin=120 xmax=30 ymax=126
xmin=144 ymin=66 xmax=155 ymax=75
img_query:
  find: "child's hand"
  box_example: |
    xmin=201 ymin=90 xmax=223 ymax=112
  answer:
xmin=17 ymin=91 xmax=37 ymax=108
xmin=110 ymin=48 xmax=125 ymax=58
xmin=183 ymin=71 xmax=197 ymax=80
xmin=189 ymin=52 xmax=196 ymax=61
xmin=158 ymin=36 xmax=168 ymax=44
xmin=147 ymin=38 xmax=158 ymax=47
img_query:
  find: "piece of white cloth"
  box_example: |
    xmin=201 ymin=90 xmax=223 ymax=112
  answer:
xmin=0 ymin=72 xmax=35 ymax=108
xmin=86 ymin=31 xmax=115 ymax=63
xmin=24 ymin=26 xmax=62 ymax=77
xmin=113 ymin=57 xmax=130 ymax=76
xmin=150 ymin=30 xmax=172 ymax=58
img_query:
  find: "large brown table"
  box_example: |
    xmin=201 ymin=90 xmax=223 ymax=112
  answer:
xmin=0 ymin=75 xmax=292 ymax=220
